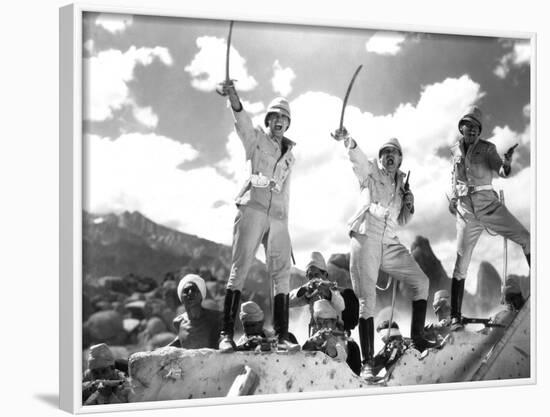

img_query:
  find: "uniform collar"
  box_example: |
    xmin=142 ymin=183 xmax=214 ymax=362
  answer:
xmin=459 ymin=136 xmax=481 ymax=154
xmin=377 ymin=160 xmax=403 ymax=182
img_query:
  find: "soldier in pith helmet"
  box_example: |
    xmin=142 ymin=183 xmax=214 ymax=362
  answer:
xmin=448 ymin=106 xmax=530 ymax=331
xmin=333 ymin=127 xmax=437 ymax=380
xmin=218 ymin=82 xmax=299 ymax=353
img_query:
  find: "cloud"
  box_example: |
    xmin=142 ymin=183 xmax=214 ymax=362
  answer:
xmin=241 ymin=100 xmax=265 ymax=115
xmin=132 ymin=106 xmax=159 ymax=129
xmin=84 ymin=133 xmax=239 ymax=244
xmin=494 ymin=40 xmax=531 ymax=79
xmin=184 ymin=36 xmax=258 ymax=92
xmin=271 ymin=60 xmax=296 ymax=96
xmin=366 ymin=32 xmax=407 ymax=55
xmin=95 ymin=13 xmax=133 ymax=34
xmin=83 ymin=46 xmax=173 ymax=123
xmin=83 ymin=39 xmax=94 ymax=54
xmin=84 ymin=73 xmax=531 ymax=285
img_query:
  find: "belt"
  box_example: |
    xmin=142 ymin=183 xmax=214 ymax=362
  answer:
xmin=457 ymin=184 xmax=493 ymax=196
xmin=368 ymin=202 xmax=390 ymax=219
xmin=250 ymin=173 xmax=282 ymax=193
xmin=467 ymin=184 xmax=493 ymax=193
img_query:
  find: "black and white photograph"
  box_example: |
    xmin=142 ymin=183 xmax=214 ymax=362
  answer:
xmin=49 ymin=1 xmax=545 ymax=414
xmin=73 ymin=8 xmax=534 ymax=409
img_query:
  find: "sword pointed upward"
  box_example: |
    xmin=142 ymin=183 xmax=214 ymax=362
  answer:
xmin=332 ymin=65 xmax=363 ymax=140
xmin=217 ymin=21 xmax=235 ymax=96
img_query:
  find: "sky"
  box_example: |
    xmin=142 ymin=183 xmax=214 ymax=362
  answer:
xmin=82 ymin=12 xmax=532 ymax=292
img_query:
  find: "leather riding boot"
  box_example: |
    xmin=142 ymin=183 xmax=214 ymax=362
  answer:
xmin=450 ymin=278 xmax=465 ymax=331
xmin=411 ymin=300 xmax=438 ymax=352
xmin=218 ymin=289 xmax=241 ymax=352
xmin=273 ymin=293 xmax=300 ymax=352
xmin=358 ymin=317 xmax=374 ymax=379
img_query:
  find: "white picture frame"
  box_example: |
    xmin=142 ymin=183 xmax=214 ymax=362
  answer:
xmin=60 ymin=3 xmax=536 ymax=414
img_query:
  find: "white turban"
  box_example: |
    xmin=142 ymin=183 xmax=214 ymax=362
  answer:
xmin=177 ymin=274 xmax=207 ymax=302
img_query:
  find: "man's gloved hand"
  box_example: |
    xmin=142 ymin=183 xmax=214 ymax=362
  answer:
xmin=448 ymin=197 xmax=458 ymax=215
xmin=403 ymin=191 xmax=414 ymax=211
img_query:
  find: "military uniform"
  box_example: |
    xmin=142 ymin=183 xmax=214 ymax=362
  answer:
xmin=346 ymin=140 xmax=428 ymax=320
xmin=219 ymin=96 xmax=299 ymax=352
xmin=340 ymin=136 xmax=434 ymax=378
xmin=227 ymin=107 xmax=295 ymax=295
xmin=450 ymin=137 xmax=530 ymax=281
xmin=449 ymin=106 xmax=530 ymax=328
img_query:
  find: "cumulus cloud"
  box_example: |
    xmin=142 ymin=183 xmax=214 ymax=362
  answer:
xmin=494 ymin=40 xmax=531 ymax=79
xmin=271 ymin=60 xmax=296 ymax=96
xmin=366 ymin=31 xmax=407 ymax=55
xmin=184 ymin=36 xmax=258 ymax=92
xmin=83 ymin=39 xmax=94 ymax=54
xmin=241 ymin=100 xmax=265 ymax=115
xmin=279 ymin=75 xmax=528 ymax=282
xmin=84 ymin=73 xmax=531 ymax=284
xmin=132 ymin=106 xmax=159 ymax=129
xmin=83 ymin=46 xmax=173 ymax=124
xmin=84 ymin=133 xmax=238 ymax=244
xmin=95 ymin=13 xmax=133 ymax=34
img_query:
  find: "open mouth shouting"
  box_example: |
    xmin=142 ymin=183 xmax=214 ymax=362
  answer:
xmin=267 ymin=113 xmax=289 ymax=138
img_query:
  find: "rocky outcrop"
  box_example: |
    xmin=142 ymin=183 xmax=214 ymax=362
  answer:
xmin=128 ymin=348 xmax=368 ymax=401
xmin=474 ymin=261 xmax=502 ymax=315
xmin=411 ymin=236 xmax=450 ymax=292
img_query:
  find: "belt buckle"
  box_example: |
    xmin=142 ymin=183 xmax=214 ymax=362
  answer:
xmin=467 ymin=185 xmax=476 ymax=194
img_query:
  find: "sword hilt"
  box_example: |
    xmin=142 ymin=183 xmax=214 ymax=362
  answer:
xmin=216 ymin=79 xmax=237 ymax=96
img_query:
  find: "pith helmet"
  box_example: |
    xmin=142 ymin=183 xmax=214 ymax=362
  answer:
xmin=458 ymin=106 xmax=483 ymax=133
xmin=306 ymin=251 xmax=327 ymax=273
xmin=378 ymin=137 xmax=403 ymax=158
xmin=87 ymin=343 xmax=115 ymax=370
xmin=264 ymin=97 xmax=291 ymax=127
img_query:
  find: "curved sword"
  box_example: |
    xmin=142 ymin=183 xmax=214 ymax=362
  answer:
xmin=332 ymin=65 xmax=363 ymax=140
xmin=217 ymin=21 xmax=235 ymax=96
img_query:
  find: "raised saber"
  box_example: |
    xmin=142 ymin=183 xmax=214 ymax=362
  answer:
xmin=331 ymin=65 xmax=363 ymax=140
xmin=217 ymin=20 xmax=235 ymax=96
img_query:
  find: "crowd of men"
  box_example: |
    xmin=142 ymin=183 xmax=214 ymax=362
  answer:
xmin=83 ymin=81 xmax=530 ymax=405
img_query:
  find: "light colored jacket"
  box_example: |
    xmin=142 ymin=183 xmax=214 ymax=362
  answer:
xmin=451 ymin=137 xmax=508 ymax=198
xmin=346 ymin=143 xmax=412 ymax=240
xmin=233 ymin=109 xmax=296 ymax=220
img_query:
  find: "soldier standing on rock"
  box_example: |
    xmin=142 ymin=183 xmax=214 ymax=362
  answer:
xmin=448 ymin=106 xmax=530 ymax=331
xmin=218 ymin=82 xmax=299 ymax=353
xmin=333 ymin=128 xmax=437 ymax=379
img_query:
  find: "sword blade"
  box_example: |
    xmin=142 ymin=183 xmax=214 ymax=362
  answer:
xmin=225 ymin=21 xmax=234 ymax=83
xmin=339 ymin=65 xmax=363 ymax=130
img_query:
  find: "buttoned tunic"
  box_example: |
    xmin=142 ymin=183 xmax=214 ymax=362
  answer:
xmin=226 ymin=108 xmax=296 ymax=294
xmin=346 ymin=142 xmax=429 ymax=319
xmin=450 ymin=138 xmax=530 ymax=281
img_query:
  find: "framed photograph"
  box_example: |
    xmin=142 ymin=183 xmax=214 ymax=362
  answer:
xmin=60 ymin=3 xmax=535 ymax=413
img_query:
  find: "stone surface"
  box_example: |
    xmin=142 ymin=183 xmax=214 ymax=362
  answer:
xmin=386 ymin=300 xmax=530 ymax=385
xmin=128 ymin=348 xmax=369 ymax=402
